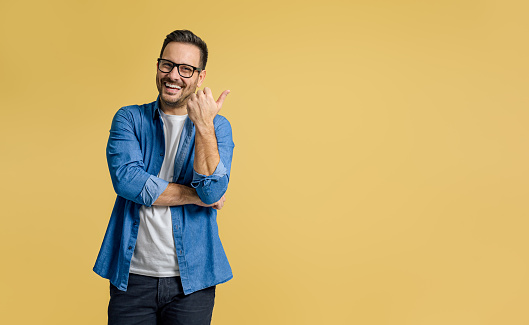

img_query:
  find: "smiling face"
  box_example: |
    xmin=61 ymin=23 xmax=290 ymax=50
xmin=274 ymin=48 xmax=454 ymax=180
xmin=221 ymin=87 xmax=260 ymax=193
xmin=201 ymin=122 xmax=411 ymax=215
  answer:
xmin=156 ymin=42 xmax=206 ymax=114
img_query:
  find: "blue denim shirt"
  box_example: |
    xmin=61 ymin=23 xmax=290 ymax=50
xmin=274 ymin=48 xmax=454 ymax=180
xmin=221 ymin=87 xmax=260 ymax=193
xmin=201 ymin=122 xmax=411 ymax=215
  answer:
xmin=93 ymin=98 xmax=234 ymax=294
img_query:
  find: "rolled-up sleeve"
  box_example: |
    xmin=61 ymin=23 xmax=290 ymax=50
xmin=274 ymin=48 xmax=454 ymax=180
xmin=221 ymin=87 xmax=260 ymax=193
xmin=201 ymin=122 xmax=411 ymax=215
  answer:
xmin=190 ymin=116 xmax=234 ymax=205
xmin=106 ymin=108 xmax=168 ymax=206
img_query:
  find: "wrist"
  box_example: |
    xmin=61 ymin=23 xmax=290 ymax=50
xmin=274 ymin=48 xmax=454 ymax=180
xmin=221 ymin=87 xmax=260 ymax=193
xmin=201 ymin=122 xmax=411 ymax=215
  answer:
xmin=194 ymin=122 xmax=215 ymax=135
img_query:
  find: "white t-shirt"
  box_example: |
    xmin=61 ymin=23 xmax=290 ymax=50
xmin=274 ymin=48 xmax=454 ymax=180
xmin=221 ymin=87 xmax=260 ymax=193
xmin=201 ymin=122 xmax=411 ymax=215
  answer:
xmin=129 ymin=111 xmax=187 ymax=277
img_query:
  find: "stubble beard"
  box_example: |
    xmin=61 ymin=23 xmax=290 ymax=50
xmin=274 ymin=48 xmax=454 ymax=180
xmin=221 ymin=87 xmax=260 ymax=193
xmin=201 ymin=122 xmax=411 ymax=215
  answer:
xmin=158 ymin=78 xmax=198 ymax=109
xmin=161 ymin=91 xmax=191 ymax=109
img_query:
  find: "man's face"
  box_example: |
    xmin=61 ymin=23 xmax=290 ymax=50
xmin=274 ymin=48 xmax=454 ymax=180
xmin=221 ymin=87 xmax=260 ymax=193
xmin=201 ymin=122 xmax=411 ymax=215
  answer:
xmin=156 ymin=42 xmax=206 ymax=109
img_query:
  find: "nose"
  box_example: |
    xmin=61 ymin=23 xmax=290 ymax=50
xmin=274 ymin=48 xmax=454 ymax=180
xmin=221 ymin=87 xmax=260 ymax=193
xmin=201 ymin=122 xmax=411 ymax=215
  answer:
xmin=167 ymin=66 xmax=181 ymax=81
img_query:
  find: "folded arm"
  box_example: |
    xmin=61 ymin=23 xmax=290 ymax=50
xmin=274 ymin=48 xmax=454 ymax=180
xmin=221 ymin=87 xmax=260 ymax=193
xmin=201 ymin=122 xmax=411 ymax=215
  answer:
xmin=153 ymin=183 xmax=226 ymax=209
xmin=107 ymin=107 xmax=226 ymax=208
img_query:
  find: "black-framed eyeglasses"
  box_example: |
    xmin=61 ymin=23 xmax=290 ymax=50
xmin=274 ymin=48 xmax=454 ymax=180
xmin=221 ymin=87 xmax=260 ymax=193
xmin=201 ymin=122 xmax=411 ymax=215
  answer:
xmin=157 ymin=58 xmax=202 ymax=78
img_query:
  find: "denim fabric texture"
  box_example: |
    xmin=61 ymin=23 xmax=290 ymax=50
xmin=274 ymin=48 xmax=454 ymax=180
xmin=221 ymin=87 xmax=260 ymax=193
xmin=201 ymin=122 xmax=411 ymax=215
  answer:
xmin=108 ymin=274 xmax=216 ymax=325
xmin=93 ymin=98 xmax=234 ymax=294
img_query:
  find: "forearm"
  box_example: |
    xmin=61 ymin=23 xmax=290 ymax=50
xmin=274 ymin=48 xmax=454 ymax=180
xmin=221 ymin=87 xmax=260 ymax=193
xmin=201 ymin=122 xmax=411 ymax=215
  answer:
xmin=194 ymin=124 xmax=220 ymax=176
xmin=187 ymin=89 xmax=233 ymax=204
xmin=152 ymin=183 xmax=203 ymax=206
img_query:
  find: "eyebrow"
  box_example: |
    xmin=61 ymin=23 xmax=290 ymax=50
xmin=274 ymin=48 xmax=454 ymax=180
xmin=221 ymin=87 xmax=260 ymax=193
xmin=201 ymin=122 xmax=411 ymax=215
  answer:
xmin=161 ymin=58 xmax=198 ymax=68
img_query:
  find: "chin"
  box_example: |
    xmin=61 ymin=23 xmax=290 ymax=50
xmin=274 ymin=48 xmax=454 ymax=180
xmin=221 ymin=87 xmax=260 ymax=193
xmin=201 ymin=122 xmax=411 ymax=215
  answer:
xmin=161 ymin=94 xmax=184 ymax=108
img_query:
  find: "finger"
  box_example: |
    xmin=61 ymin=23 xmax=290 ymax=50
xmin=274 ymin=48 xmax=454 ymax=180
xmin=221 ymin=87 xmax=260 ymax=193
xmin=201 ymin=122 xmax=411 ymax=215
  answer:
xmin=216 ymin=90 xmax=230 ymax=109
xmin=204 ymin=87 xmax=213 ymax=98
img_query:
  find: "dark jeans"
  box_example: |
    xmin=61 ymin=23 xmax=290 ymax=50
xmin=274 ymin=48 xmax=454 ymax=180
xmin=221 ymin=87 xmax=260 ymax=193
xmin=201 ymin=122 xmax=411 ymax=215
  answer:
xmin=108 ymin=273 xmax=216 ymax=325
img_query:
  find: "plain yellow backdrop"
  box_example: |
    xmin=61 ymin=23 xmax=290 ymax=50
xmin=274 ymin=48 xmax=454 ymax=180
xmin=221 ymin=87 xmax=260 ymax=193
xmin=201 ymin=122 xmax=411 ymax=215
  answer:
xmin=1 ymin=0 xmax=528 ymax=324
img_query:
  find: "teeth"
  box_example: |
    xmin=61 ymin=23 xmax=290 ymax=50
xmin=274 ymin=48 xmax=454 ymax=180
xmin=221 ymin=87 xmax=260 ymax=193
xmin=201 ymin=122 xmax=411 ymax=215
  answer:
xmin=165 ymin=82 xmax=181 ymax=89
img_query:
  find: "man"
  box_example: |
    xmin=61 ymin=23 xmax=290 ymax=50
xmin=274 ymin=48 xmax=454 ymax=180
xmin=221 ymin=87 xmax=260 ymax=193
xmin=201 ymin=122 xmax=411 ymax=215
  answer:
xmin=93 ymin=30 xmax=234 ymax=325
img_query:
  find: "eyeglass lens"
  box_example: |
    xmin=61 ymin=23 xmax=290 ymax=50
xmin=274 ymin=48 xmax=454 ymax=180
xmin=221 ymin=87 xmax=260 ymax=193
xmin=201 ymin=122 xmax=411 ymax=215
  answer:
xmin=158 ymin=60 xmax=195 ymax=78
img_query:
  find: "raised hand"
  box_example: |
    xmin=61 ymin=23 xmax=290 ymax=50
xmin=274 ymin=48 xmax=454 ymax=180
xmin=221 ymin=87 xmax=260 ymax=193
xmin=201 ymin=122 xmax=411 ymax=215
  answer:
xmin=187 ymin=87 xmax=230 ymax=129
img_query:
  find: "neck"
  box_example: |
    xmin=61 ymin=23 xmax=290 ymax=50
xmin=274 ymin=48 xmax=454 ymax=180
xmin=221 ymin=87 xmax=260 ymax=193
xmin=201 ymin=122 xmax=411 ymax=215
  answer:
xmin=159 ymin=99 xmax=188 ymax=116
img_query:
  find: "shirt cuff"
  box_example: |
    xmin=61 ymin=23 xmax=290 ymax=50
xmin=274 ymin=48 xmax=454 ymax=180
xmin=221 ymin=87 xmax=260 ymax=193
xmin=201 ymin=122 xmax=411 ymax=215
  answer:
xmin=139 ymin=175 xmax=169 ymax=207
xmin=191 ymin=160 xmax=228 ymax=189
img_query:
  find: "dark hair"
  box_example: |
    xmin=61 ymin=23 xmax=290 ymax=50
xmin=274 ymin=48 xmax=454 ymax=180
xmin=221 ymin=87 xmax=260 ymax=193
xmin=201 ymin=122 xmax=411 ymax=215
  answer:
xmin=160 ymin=30 xmax=208 ymax=70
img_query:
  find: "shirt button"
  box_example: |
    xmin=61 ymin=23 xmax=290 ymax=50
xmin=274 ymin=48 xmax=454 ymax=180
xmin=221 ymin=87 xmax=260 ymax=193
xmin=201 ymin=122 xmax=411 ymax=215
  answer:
xmin=160 ymin=153 xmax=164 ymax=156
xmin=128 ymin=246 xmax=132 ymax=250
xmin=133 ymin=222 xmax=137 ymax=226
xmin=179 ymin=250 xmax=183 ymax=255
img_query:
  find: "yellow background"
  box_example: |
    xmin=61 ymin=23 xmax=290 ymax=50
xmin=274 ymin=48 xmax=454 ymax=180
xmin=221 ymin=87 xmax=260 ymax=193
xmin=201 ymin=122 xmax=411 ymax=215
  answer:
xmin=1 ymin=0 xmax=528 ymax=324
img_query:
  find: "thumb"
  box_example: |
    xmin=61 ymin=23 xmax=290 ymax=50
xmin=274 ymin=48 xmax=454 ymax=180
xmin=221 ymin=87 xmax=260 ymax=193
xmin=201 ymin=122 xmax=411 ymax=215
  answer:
xmin=216 ymin=90 xmax=230 ymax=109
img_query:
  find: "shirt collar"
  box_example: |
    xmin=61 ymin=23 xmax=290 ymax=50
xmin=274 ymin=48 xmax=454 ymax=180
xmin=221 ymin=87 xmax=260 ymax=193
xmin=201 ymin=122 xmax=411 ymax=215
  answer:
xmin=153 ymin=96 xmax=161 ymax=120
xmin=153 ymin=96 xmax=192 ymax=123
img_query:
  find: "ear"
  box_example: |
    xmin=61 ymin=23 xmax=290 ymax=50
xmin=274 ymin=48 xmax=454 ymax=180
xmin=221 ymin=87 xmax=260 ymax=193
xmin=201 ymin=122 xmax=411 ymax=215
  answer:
xmin=197 ymin=70 xmax=207 ymax=87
